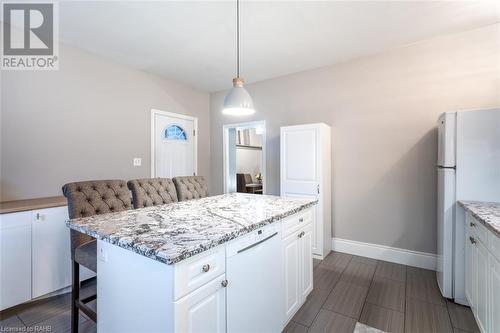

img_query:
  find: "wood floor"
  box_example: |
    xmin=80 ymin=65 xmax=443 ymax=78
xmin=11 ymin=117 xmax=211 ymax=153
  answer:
xmin=0 ymin=251 xmax=479 ymax=333
xmin=285 ymin=251 xmax=480 ymax=333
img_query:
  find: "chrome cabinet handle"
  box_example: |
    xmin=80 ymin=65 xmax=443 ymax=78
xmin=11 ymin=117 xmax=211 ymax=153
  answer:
xmin=298 ymin=231 xmax=305 ymax=238
xmin=469 ymin=236 xmax=476 ymax=245
xmin=202 ymin=264 xmax=210 ymax=272
xmin=299 ymin=218 xmax=304 ymax=223
xmin=221 ymin=280 xmax=228 ymax=287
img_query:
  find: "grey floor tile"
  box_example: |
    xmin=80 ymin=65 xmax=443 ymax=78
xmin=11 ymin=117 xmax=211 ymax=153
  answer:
xmin=314 ymin=258 xmax=322 ymax=269
xmin=17 ymin=294 xmax=71 ymax=326
xmin=0 ymin=314 xmax=26 ymax=329
xmin=28 ymin=310 xmax=87 ymax=333
xmin=405 ymin=298 xmax=453 ymax=333
xmin=406 ymin=271 xmax=445 ymax=306
xmin=446 ymin=300 xmax=480 ymax=333
xmin=77 ymin=319 xmax=96 ymax=333
xmin=407 ymin=266 xmax=436 ymax=280
xmin=323 ymin=281 xmax=369 ymax=319
xmin=309 ymin=309 xmax=357 ymax=333
xmin=351 ymin=255 xmax=378 ymax=266
xmin=366 ymin=276 xmax=405 ymax=312
xmin=293 ymin=288 xmax=330 ymax=327
xmin=314 ymin=265 xmax=342 ymax=291
xmin=340 ymin=261 xmax=376 ymax=288
xmin=320 ymin=252 xmax=352 ymax=271
xmin=283 ymin=320 xmax=309 ymax=333
xmin=360 ymin=303 xmax=404 ymax=333
xmin=375 ymin=261 xmax=406 ymax=282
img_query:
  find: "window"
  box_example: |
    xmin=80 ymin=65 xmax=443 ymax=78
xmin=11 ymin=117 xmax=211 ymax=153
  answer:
xmin=164 ymin=125 xmax=187 ymax=141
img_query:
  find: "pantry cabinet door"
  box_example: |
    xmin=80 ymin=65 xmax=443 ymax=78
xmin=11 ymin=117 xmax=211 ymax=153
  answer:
xmin=300 ymin=224 xmax=313 ymax=299
xmin=465 ymin=228 xmax=475 ymax=308
xmin=476 ymin=241 xmax=489 ymax=333
xmin=174 ymin=276 xmax=226 ymax=333
xmin=32 ymin=207 xmax=72 ymax=298
xmin=283 ymin=233 xmax=300 ymax=322
xmin=490 ymin=256 xmax=500 ymax=333
xmin=0 ymin=212 xmax=32 ymax=310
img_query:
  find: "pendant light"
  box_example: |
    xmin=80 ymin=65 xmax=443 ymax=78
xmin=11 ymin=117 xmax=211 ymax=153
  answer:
xmin=222 ymin=0 xmax=255 ymax=116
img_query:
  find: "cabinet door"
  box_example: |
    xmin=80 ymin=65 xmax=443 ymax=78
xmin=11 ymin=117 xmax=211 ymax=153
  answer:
xmin=0 ymin=212 xmax=32 ymax=310
xmin=465 ymin=228 xmax=475 ymax=308
xmin=490 ymin=255 xmax=500 ymax=333
xmin=283 ymin=232 xmax=300 ymax=321
xmin=31 ymin=207 xmax=72 ymax=298
xmin=300 ymin=224 xmax=313 ymax=299
xmin=174 ymin=276 xmax=226 ymax=333
xmin=476 ymin=240 xmax=489 ymax=333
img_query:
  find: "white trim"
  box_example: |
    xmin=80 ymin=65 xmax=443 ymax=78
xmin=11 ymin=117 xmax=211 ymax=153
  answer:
xmin=332 ymin=237 xmax=437 ymax=270
xmin=222 ymin=121 xmax=267 ymax=194
xmin=150 ymin=109 xmax=198 ymax=178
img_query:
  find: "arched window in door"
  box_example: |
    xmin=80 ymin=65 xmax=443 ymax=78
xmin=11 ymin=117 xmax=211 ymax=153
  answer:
xmin=164 ymin=125 xmax=187 ymax=141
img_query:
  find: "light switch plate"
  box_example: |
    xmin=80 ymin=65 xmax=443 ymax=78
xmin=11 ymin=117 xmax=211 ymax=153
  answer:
xmin=133 ymin=158 xmax=142 ymax=166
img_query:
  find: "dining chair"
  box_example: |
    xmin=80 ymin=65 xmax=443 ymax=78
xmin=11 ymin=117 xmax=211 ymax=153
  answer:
xmin=127 ymin=178 xmax=178 ymax=208
xmin=62 ymin=179 xmax=132 ymax=333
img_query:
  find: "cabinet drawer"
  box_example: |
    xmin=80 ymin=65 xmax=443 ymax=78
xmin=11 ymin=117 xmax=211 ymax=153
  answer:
xmin=282 ymin=209 xmax=312 ymax=238
xmin=468 ymin=214 xmax=488 ymax=245
xmin=174 ymin=246 xmax=225 ymax=300
xmin=489 ymin=231 xmax=500 ymax=262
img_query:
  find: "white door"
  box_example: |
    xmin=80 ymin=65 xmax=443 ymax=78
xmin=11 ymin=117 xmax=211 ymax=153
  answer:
xmin=436 ymin=167 xmax=455 ymax=298
xmin=152 ymin=110 xmax=197 ymax=178
xmin=490 ymin=256 xmax=500 ymax=333
xmin=283 ymin=233 xmax=300 ymax=322
xmin=174 ymin=276 xmax=226 ymax=333
xmin=281 ymin=125 xmax=320 ymax=255
xmin=32 ymin=207 xmax=72 ymax=298
xmin=0 ymin=212 xmax=32 ymax=310
xmin=300 ymin=224 xmax=313 ymax=299
xmin=476 ymin=240 xmax=489 ymax=333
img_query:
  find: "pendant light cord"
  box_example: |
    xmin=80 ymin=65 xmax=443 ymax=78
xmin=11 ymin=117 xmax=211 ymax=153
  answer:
xmin=236 ymin=0 xmax=240 ymax=78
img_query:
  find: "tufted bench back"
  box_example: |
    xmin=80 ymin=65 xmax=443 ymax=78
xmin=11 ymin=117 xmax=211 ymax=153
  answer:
xmin=173 ymin=176 xmax=209 ymax=201
xmin=62 ymin=179 xmax=132 ymax=258
xmin=127 ymin=178 xmax=178 ymax=208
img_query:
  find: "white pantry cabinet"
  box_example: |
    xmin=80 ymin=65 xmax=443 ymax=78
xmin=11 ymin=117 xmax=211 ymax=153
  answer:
xmin=282 ymin=210 xmax=313 ymax=325
xmin=0 ymin=205 xmax=91 ymax=311
xmin=464 ymin=212 xmax=500 ymax=333
xmin=281 ymin=123 xmax=331 ymax=259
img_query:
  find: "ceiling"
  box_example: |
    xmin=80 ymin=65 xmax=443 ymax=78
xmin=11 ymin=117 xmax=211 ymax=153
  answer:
xmin=56 ymin=1 xmax=499 ymax=92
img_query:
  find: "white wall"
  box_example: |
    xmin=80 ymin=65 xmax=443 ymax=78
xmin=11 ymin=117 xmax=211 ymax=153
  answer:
xmin=210 ymin=24 xmax=500 ymax=254
xmin=236 ymin=148 xmax=262 ymax=181
xmin=1 ymin=44 xmax=211 ymax=201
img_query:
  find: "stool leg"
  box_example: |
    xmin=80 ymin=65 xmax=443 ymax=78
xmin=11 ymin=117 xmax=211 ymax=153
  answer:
xmin=71 ymin=260 xmax=80 ymax=333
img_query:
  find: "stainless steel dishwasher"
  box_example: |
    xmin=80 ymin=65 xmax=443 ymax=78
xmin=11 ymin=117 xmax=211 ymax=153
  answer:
xmin=226 ymin=223 xmax=283 ymax=332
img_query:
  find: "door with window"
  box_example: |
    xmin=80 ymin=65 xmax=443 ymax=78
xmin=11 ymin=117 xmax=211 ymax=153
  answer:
xmin=152 ymin=110 xmax=197 ymax=178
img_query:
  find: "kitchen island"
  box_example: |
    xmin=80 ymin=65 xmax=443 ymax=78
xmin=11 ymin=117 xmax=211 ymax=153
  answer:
xmin=67 ymin=193 xmax=317 ymax=332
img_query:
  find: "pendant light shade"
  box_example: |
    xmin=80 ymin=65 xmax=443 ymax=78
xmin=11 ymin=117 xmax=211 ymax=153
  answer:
xmin=222 ymin=77 xmax=255 ymax=116
xmin=222 ymin=0 xmax=255 ymax=116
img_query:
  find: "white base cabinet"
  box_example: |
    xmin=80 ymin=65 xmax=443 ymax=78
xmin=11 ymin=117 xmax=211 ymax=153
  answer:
xmin=464 ymin=212 xmax=500 ymax=333
xmin=0 ymin=205 xmax=93 ymax=311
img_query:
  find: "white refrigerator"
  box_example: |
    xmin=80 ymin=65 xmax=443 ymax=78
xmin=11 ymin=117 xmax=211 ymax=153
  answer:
xmin=437 ymin=108 xmax=500 ymax=304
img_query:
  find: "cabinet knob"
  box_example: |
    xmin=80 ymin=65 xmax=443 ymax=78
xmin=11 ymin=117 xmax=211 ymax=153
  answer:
xmin=470 ymin=222 xmax=476 ymax=227
xmin=298 ymin=231 xmax=305 ymax=238
xmin=202 ymin=264 xmax=210 ymax=272
xmin=469 ymin=236 xmax=476 ymax=245
xmin=221 ymin=280 xmax=228 ymax=287
xmin=299 ymin=218 xmax=304 ymax=223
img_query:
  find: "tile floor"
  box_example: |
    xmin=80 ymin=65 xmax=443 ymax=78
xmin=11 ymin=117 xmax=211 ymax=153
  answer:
xmin=0 ymin=251 xmax=479 ymax=333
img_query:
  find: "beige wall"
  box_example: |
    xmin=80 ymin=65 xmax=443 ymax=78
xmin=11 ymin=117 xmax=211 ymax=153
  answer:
xmin=0 ymin=44 xmax=211 ymax=201
xmin=210 ymin=24 xmax=500 ymax=254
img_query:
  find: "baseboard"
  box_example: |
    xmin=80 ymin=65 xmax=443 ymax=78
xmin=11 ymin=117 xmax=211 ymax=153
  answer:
xmin=332 ymin=237 xmax=437 ymax=270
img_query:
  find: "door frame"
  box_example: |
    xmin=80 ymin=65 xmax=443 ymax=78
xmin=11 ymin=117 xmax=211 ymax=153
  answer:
xmin=150 ymin=109 xmax=198 ymax=178
xmin=222 ymin=120 xmax=267 ymax=194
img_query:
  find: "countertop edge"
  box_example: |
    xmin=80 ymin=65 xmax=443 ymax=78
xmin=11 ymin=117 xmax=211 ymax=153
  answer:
xmin=67 ymin=199 xmax=318 ymax=265
xmin=0 ymin=196 xmax=67 ymax=214
xmin=458 ymin=200 xmax=500 ymax=238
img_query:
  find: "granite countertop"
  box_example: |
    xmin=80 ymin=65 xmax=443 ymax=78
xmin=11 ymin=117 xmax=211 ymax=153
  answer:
xmin=459 ymin=201 xmax=500 ymax=237
xmin=67 ymin=193 xmax=317 ymax=265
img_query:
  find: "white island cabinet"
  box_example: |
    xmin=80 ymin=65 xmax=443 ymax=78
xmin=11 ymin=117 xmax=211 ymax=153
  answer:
xmin=69 ymin=194 xmax=317 ymax=333
xmin=463 ymin=208 xmax=500 ymax=333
